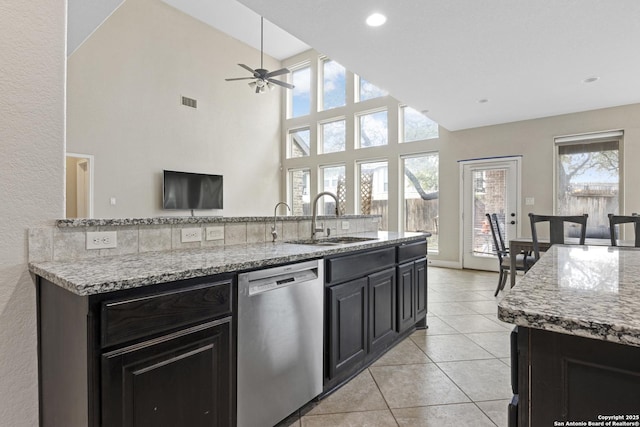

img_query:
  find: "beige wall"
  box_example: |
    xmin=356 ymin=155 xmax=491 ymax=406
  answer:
xmin=67 ymin=0 xmax=282 ymax=218
xmin=436 ymin=103 xmax=640 ymax=264
xmin=0 ymin=0 xmax=66 ymax=425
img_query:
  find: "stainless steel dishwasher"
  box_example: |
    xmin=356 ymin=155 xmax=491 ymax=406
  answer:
xmin=237 ymin=259 xmax=324 ymax=427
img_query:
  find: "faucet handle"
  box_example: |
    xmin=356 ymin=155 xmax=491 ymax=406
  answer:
xmin=326 ymin=228 xmax=331 ymax=237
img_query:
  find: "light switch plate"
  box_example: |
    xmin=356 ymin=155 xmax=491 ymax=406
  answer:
xmin=341 ymin=221 xmax=350 ymax=230
xmin=525 ymin=197 xmax=535 ymax=205
xmin=205 ymin=226 xmax=224 ymax=241
xmin=181 ymin=228 xmax=202 ymax=243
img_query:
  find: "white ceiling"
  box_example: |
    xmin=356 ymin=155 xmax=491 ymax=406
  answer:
xmin=69 ymin=0 xmax=640 ymax=131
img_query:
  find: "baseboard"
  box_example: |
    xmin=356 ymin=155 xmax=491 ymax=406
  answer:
xmin=427 ymin=259 xmax=462 ymax=269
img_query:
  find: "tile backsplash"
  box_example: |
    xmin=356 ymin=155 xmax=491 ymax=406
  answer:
xmin=28 ymin=215 xmax=381 ymax=263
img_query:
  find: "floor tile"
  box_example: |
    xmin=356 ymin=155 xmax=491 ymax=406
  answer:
xmin=476 ymin=399 xmax=510 ymax=427
xmin=438 ymin=314 xmax=509 ymax=333
xmin=411 ymin=333 xmax=495 ymax=362
xmin=392 ymin=403 xmax=496 ymax=427
xmin=428 ymin=291 xmax=488 ymax=303
xmin=369 ymin=364 xmax=469 ymax=408
xmin=465 ymin=331 xmax=512 ymax=358
xmin=372 ymin=336 xmax=432 ymax=367
xmin=458 ymin=300 xmax=499 ymax=315
xmin=500 ymin=357 xmax=511 ymax=367
xmin=438 ymin=359 xmax=512 ymax=401
xmin=428 ymin=301 xmax=478 ymax=316
xmin=481 ymin=314 xmax=515 ymax=330
xmin=413 ymin=317 xmax=459 ymax=336
xmin=301 ymin=410 xmax=398 ymax=427
xmin=306 ymin=370 xmax=387 ymax=415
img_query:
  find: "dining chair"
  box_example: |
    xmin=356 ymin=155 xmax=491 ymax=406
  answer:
xmin=608 ymin=214 xmax=640 ymax=247
xmin=486 ymin=213 xmax=534 ymax=296
xmin=528 ymin=213 xmax=588 ymax=260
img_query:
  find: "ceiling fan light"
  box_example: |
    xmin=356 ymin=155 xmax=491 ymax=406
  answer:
xmin=248 ymin=81 xmax=257 ymax=88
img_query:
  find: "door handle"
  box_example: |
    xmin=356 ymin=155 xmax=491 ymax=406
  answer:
xmin=510 ymin=221 xmax=516 ymax=225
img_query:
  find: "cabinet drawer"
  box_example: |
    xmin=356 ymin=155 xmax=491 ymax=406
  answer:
xmin=326 ymin=247 xmax=395 ymax=285
xmin=397 ymin=240 xmax=427 ymax=263
xmin=101 ymin=280 xmax=231 ymax=348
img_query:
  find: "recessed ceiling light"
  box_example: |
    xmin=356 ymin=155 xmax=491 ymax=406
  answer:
xmin=582 ymin=76 xmax=600 ymax=84
xmin=366 ymin=13 xmax=387 ymax=27
xmin=477 ymin=98 xmax=489 ymax=104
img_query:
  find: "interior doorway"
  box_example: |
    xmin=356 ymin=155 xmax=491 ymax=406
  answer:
xmin=460 ymin=157 xmax=521 ymax=271
xmin=66 ymin=153 xmax=94 ymax=218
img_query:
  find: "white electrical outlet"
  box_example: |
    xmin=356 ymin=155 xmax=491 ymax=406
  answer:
xmin=205 ymin=226 xmax=224 ymax=241
xmin=181 ymin=228 xmax=202 ymax=243
xmin=86 ymin=231 xmax=117 ymax=250
xmin=341 ymin=221 xmax=350 ymax=230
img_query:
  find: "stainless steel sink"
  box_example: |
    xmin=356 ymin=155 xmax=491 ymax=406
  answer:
xmin=286 ymin=236 xmax=378 ymax=246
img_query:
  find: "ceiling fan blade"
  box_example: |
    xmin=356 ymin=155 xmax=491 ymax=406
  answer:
xmin=238 ymin=64 xmax=257 ymax=75
xmin=265 ymin=68 xmax=291 ymax=78
xmin=225 ymin=77 xmax=257 ymax=81
xmin=267 ymin=79 xmax=295 ymax=89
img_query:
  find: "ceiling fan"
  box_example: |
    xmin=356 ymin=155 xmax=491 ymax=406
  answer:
xmin=225 ymin=17 xmax=295 ymax=94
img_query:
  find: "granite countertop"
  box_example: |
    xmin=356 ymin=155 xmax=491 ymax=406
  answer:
xmin=498 ymin=244 xmax=640 ymax=347
xmin=29 ymin=231 xmax=427 ymax=296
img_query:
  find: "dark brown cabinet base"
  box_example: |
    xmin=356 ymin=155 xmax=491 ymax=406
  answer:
xmin=512 ymin=326 xmax=640 ymax=427
xmin=37 ymin=274 xmax=235 ymax=427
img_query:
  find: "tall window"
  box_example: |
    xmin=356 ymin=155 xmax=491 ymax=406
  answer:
xmin=358 ymin=76 xmax=388 ymax=102
xmin=401 ymin=106 xmax=439 ymax=142
xmin=288 ymin=168 xmax=310 ymax=215
xmin=358 ymin=110 xmax=388 ymax=148
xmin=358 ymin=161 xmax=388 ymax=229
xmin=402 ymin=154 xmax=439 ymax=250
xmin=555 ymin=131 xmax=622 ymax=237
xmin=320 ymin=165 xmax=345 ymax=215
xmin=290 ymin=65 xmax=311 ymax=118
xmin=321 ymin=59 xmax=346 ymax=110
xmin=319 ymin=119 xmax=346 ymax=154
xmin=287 ymin=128 xmax=310 ymax=158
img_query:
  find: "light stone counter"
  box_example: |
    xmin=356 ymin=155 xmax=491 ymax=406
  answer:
xmin=498 ymin=244 xmax=640 ymax=347
xmin=29 ymin=231 xmax=427 ymax=296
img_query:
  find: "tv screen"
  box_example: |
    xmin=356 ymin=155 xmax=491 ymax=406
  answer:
xmin=163 ymin=170 xmax=223 ymax=210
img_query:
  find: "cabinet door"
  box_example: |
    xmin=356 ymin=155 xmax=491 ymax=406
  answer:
xmin=101 ymin=319 xmax=232 ymax=427
xmin=327 ymin=277 xmax=368 ymax=380
xmin=368 ymin=267 xmax=397 ymax=356
xmin=414 ymin=258 xmax=428 ymax=321
xmin=397 ymin=262 xmax=415 ymax=333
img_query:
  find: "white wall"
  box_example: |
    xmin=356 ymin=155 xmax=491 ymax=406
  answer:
xmin=0 ymin=0 xmax=66 ymax=425
xmin=67 ymin=0 xmax=282 ymax=218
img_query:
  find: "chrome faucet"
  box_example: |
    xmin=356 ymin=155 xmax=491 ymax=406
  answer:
xmin=311 ymin=191 xmax=339 ymax=239
xmin=271 ymin=202 xmax=291 ymax=242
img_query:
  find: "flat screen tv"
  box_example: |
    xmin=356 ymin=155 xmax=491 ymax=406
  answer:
xmin=163 ymin=170 xmax=223 ymax=210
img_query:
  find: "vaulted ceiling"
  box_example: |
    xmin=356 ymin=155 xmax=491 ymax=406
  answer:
xmin=69 ymin=0 xmax=640 ymax=131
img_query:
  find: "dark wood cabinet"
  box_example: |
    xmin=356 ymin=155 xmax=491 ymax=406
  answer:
xmin=37 ymin=274 xmax=235 ymax=427
xmin=327 ymin=277 xmax=368 ymax=381
xmin=397 ymin=257 xmax=427 ymax=333
xmin=325 ymin=240 xmax=427 ymax=390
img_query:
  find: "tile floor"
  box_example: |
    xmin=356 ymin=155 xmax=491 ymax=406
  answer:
xmin=281 ymin=266 xmax=516 ymax=427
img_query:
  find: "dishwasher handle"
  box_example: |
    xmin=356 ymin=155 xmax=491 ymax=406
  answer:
xmin=239 ymin=260 xmax=321 ymax=297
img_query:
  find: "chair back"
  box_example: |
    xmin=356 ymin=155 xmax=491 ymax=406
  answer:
xmin=485 ymin=213 xmax=506 ymax=262
xmin=608 ymin=214 xmax=640 ymax=247
xmin=528 ymin=213 xmax=588 ymax=260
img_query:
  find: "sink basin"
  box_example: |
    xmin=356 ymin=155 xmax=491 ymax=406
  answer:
xmin=286 ymin=236 xmax=378 ymax=246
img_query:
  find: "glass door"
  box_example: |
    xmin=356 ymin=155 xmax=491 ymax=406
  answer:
xmin=461 ymin=158 xmax=520 ymax=271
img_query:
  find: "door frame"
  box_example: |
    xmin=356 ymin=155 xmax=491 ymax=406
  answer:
xmin=458 ymin=156 xmax=522 ymax=270
xmin=66 ymin=152 xmax=94 ymax=218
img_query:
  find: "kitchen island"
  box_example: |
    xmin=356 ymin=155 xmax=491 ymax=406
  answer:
xmin=498 ymin=245 xmax=640 ymax=427
xmin=30 ymin=231 xmax=428 ymax=427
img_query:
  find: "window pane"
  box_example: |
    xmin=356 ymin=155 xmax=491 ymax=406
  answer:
xmin=321 ymin=165 xmax=345 ymax=215
xmin=403 ymin=154 xmax=439 ymax=251
xmin=556 ymin=140 xmax=620 ymax=236
xmin=359 ymin=77 xmax=388 ymax=101
xmin=291 ymin=66 xmax=311 ymax=118
xmin=359 ymin=110 xmax=388 ymax=148
xmin=359 ymin=161 xmax=388 ymax=230
xmin=320 ymin=120 xmax=345 ymax=154
xmin=322 ymin=59 xmax=346 ymax=110
xmin=288 ymin=128 xmax=310 ymax=158
xmin=289 ymin=169 xmax=310 ymax=215
xmin=402 ymin=106 xmax=439 ymax=142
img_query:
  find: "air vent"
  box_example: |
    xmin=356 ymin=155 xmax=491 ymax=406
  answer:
xmin=181 ymin=96 xmax=197 ymax=109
